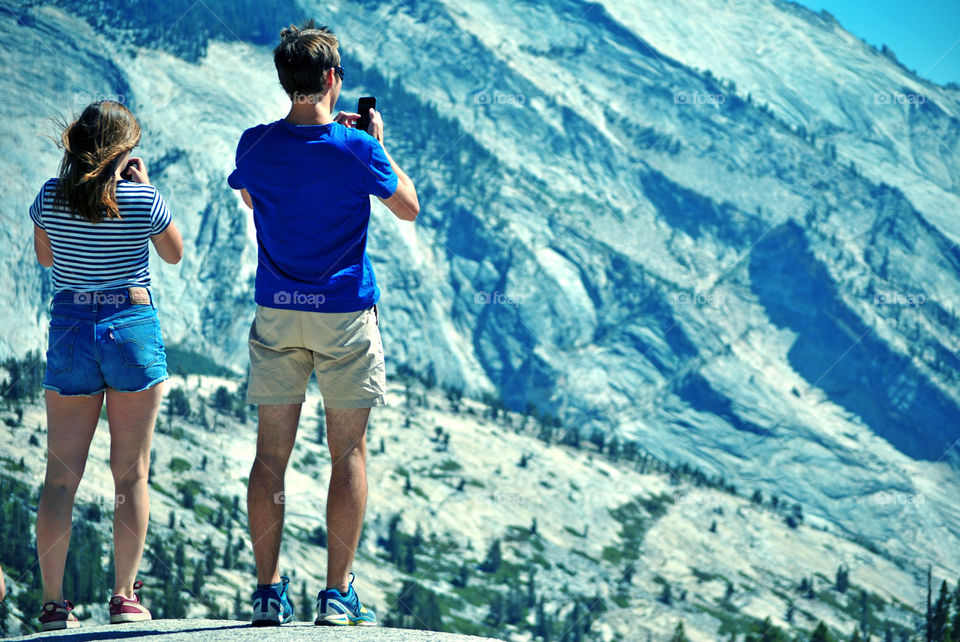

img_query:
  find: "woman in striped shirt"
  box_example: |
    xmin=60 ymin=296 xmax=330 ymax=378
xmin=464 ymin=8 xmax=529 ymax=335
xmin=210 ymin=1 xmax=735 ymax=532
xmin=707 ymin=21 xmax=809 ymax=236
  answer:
xmin=30 ymin=101 xmax=183 ymax=630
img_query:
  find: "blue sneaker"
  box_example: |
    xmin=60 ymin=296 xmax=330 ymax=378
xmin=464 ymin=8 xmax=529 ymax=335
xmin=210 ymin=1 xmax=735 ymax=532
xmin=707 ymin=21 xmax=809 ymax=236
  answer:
xmin=315 ymin=573 xmax=377 ymax=626
xmin=251 ymin=575 xmax=294 ymax=626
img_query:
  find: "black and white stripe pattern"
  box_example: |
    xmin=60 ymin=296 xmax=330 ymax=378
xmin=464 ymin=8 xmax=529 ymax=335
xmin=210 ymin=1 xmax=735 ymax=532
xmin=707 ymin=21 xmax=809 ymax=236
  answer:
xmin=29 ymin=178 xmax=171 ymax=292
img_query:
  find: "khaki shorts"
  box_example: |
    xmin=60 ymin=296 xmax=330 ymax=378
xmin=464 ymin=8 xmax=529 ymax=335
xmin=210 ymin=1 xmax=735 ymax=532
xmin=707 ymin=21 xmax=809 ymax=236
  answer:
xmin=246 ymin=304 xmax=386 ymax=408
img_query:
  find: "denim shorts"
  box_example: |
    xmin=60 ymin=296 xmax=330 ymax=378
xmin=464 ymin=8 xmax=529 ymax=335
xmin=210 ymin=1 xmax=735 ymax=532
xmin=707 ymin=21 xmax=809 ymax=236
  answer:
xmin=43 ymin=288 xmax=169 ymax=396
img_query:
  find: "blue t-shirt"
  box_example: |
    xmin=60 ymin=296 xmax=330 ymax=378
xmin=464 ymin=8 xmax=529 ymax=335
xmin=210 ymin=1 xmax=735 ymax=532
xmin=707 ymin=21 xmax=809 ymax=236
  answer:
xmin=228 ymin=119 xmax=398 ymax=312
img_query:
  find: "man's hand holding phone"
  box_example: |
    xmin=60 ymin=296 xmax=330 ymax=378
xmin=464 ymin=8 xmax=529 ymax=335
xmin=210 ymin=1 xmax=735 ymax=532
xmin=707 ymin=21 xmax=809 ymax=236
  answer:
xmin=366 ymin=108 xmax=384 ymax=143
xmin=335 ymin=97 xmax=383 ymax=142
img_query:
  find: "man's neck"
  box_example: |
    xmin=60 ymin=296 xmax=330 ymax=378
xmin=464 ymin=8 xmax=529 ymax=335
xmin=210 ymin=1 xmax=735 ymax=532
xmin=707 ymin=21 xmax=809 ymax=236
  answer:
xmin=284 ymin=94 xmax=335 ymax=126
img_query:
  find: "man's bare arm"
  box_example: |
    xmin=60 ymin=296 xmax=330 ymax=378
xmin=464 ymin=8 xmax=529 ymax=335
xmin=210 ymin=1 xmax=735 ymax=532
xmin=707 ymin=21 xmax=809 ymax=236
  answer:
xmin=366 ymin=108 xmax=419 ymax=221
xmin=378 ymin=145 xmax=419 ymax=221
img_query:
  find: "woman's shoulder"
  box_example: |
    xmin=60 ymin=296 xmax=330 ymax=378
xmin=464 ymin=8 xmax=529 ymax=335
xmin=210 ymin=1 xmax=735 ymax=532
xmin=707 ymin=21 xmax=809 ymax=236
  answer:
xmin=116 ymin=180 xmax=160 ymax=198
xmin=116 ymin=179 xmax=157 ymax=191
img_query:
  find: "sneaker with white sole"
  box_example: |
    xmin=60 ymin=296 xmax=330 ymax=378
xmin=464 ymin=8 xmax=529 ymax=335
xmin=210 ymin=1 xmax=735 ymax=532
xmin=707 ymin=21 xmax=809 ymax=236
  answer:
xmin=109 ymin=579 xmax=151 ymax=623
xmin=39 ymin=600 xmax=80 ymax=631
xmin=315 ymin=573 xmax=377 ymax=626
xmin=251 ymin=575 xmax=295 ymax=626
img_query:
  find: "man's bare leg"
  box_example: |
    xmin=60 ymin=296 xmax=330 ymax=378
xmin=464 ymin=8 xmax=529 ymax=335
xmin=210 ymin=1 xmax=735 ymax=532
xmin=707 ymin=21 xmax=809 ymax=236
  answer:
xmin=248 ymin=403 xmax=301 ymax=585
xmin=325 ymin=407 xmax=370 ymax=593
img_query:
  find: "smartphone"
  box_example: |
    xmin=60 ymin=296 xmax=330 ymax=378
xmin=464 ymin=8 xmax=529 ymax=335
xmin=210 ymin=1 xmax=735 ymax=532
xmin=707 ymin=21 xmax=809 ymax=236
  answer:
xmin=356 ymin=96 xmax=376 ymax=133
xmin=123 ymin=158 xmax=139 ymax=180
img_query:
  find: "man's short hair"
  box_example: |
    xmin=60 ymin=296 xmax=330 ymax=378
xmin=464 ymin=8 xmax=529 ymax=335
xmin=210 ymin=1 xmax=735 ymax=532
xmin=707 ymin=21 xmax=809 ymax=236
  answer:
xmin=274 ymin=19 xmax=340 ymax=97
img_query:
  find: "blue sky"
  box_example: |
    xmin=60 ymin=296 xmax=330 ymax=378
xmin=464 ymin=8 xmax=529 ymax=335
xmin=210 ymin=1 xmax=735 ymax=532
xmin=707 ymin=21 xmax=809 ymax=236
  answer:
xmin=798 ymin=0 xmax=960 ymax=86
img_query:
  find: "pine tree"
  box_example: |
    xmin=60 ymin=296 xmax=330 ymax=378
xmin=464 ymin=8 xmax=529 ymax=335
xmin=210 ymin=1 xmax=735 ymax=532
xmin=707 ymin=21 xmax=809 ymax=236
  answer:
xmin=566 ymin=600 xmax=584 ymax=642
xmin=167 ymin=387 xmax=190 ymax=419
xmin=932 ymin=580 xmax=951 ymax=641
xmin=669 ymin=621 xmax=689 ymax=642
xmin=191 ymin=559 xmax=204 ymax=597
xmin=106 ymin=554 xmax=116 ymax=594
xmin=452 ymin=561 xmax=469 ymax=588
xmin=607 ymin=435 xmax=621 ymax=460
xmin=480 ymin=539 xmax=502 ymax=574
xmin=211 ymin=386 xmax=232 ymax=412
xmin=506 ymin=588 xmax=525 ymax=624
xmin=836 ymin=565 xmax=850 ymax=592
xmin=309 ymin=525 xmax=327 ymax=547
xmin=0 ymin=596 xmax=8 ymax=636
xmin=534 ymin=596 xmax=551 ymax=641
xmin=174 ymin=542 xmax=187 ymax=585
xmin=403 ymin=540 xmax=417 ymax=573
xmin=63 ymin=521 xmax=104 ymax=603
xmin=952 ymin=578 xmax=960 ymax=641
xmin=588 ymin=429 xmax=605 ymax=453
xmin=316 ymin=402 xmax=326 ymax=444
xmin=300 ymin=580 xmax=311 ymax=622
xmin=487 ymin=593 xmax=504 ymax=627
xmin=526 ymin=567 xmax=537 ymax=607
xmin=859 ymin=589 xmax=869 ymax=639
xmin=659 ymin=582 xmax=673 ymax=605
xmin=223 ymin=531 xmax=233 ymax=569
xmin=562 ymin=427 xmax=581 ymax=449
xmin=395 ymin=581 xmax=442 ymax=631
xmin=162 ymin=578 xmax=178 ymax=618
xmin=204 ymin=538 xmax=217 ymax=574
xmin=811 ymin=621 xmax=835 ymax=642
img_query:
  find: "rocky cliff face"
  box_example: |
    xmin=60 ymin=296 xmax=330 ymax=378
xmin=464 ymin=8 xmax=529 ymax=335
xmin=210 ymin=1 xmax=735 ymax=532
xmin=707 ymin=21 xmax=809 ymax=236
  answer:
xmin=0 ymin=0 xmax=958 ymax=583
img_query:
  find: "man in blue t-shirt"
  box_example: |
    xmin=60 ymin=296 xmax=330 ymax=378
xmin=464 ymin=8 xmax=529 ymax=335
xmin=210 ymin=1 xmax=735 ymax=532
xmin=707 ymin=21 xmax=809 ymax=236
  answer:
xmin=228 ymin=19 xmax=419 ymax=628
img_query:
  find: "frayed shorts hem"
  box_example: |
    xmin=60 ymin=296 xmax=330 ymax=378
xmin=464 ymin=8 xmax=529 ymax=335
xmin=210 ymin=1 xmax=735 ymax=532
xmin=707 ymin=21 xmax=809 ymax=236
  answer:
xmin=42 ymin=376 xmax=167 ymax=397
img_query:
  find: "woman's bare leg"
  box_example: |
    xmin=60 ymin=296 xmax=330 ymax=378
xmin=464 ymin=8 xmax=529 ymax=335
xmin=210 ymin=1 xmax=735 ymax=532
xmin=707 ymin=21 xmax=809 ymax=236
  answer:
xmin=37 ymin=390 xmax=103 ymax=603
xmin=106 ymin=383 xmax=162 ymax=598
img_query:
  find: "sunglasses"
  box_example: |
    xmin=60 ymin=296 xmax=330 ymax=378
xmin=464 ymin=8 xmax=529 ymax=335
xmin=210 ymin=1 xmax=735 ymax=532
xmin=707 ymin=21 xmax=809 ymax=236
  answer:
xmin=334 ymin=66 xmax=344 ymax=81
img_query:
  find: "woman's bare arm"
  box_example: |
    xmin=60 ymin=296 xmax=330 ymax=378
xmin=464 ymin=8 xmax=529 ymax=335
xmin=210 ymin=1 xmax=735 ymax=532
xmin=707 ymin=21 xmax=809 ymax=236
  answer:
xmin=151 ymin=223 xmax=184 ymax=264
xmin=34 ymin=225 xmax=53 ymax=267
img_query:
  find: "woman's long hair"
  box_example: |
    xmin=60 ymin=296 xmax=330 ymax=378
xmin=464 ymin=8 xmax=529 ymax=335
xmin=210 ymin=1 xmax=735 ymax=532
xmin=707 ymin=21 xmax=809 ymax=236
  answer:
xmin=55 ymin=101 xmax=141 ymax=223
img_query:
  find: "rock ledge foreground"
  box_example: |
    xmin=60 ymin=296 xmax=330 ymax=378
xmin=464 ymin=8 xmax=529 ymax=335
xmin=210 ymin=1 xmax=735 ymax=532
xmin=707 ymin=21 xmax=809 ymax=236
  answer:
xmin=10 ymin=619 xmax=502 ymax=641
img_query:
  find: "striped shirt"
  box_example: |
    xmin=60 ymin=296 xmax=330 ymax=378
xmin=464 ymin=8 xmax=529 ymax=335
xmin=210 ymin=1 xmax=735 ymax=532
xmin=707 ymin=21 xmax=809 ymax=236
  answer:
xmin=29 ymin=178 xmax=171 ymax=292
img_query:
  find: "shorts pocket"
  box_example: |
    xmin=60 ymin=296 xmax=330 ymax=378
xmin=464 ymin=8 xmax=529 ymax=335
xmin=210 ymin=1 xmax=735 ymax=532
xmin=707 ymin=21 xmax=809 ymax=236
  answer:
xmin=46 ymin=323 xmax=79 ymax=374
xmin=110 ymin=317 xmax=162 ymax=369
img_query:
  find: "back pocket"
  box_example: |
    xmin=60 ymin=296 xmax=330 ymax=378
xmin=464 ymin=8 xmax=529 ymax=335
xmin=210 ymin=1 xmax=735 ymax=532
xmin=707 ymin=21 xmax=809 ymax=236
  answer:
xmin=47 ymin=323 xmax=79 ymax=374
xmin=110 ymin=316 xmax=162 ymax=369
